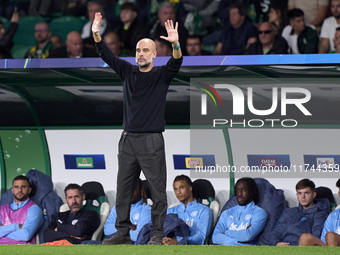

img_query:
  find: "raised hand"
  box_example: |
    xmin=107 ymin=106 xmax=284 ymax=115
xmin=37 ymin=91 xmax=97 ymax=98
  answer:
xmin=160 ymin=20 xmax=179 ymax=44
xmin=92 ymin=12 xmax=102 ymax=34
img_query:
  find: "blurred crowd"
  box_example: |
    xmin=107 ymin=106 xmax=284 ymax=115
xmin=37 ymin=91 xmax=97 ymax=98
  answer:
xmin=0 ymin=0 xmax=339 ymax=59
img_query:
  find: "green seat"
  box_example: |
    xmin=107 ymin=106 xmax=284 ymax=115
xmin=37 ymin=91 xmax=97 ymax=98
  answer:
xmin=49 ymin=16 xmax=88 ymax=42
xmin=13 ymin=16 xmax=49 ymax=46
xmin=0 ymin=16 xmax=9 ymax=29
xmin=10 ymin=44 xmax=33 ymax=59
xmin=203 ymin=44 xmax=216 ymax=53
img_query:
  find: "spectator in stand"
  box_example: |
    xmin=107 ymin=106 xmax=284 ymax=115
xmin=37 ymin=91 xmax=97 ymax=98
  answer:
xmin=115 ymin=3 xmax=145 ymax=56
xmin=213 ymin=3 xmax=257 ymax=55
xmin=186 ymin=34 xmax=211 ymax=55
xmin=81 ymin=1 xmax=109 ymax=48
xmin=282 ymin=8 xmax=319 ymax=54
xmin=24 ymin=22 xmax=52 ymax=59
xmin=28 ymin=0 xmax=62 ymax=17
xmin=148 ymin=2 xmax=189 ymax=55
xmin=48 ymin=31 xmax=98 ymax=58
xmin=268 ymin=4 xmax=288 ymax=35
xmin=154 ymin=38 xmax=172 ymax=56
xmin=319 ymin=0 xmax=340 ymax=53
xmin=0 ymin=11 xmax=19 ymax=59
xmin=245 ymin=22 xmax=288 ymax=54
xmin=181 ymin=0 xmax=219 ymax=36
xmin=64 ymin=0 xmax=89 ymax=17
xmin=109 ymin=0 xmax=148 ymax=26
xmin=0 ymin=0 xmax=29 ymax=20
xmin=218 ymin=0 xmax=241 ymax=25
xmin=103 ymin=31 xmax=129 ymax=57
xmin=50 ymin=35 xmax=63 ymax=49
xmin=288 ymin=0 xmax=329 ymax=29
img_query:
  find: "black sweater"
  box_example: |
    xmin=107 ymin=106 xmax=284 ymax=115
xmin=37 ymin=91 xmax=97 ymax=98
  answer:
xmin=96 ymin=40 xmax=182 ymax=132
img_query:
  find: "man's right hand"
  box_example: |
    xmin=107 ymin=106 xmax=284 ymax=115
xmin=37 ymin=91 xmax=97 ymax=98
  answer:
xmin=11 ymin=12 xmax=19 ymax=23
xmin=92 ymin=12 xmax=102 ymax=34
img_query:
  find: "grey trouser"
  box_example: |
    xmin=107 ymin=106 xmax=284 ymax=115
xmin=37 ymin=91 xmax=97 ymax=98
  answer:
xmin=115 ymin=131 xmax=167 ymax=238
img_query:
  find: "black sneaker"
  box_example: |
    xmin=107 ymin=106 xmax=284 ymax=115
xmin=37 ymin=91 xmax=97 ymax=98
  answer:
xmin=102 ymin=234 xmax=131 ymax=245
xmin=147 ymin=236 xmax=162 ymax=245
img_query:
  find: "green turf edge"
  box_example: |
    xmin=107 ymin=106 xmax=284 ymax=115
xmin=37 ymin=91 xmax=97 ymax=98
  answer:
xmin=0 ymin=245 xmax=339 ymax=255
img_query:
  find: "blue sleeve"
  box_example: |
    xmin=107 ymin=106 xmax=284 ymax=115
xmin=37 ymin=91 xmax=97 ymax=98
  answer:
xmin=104 ymin=206 xmax=117 ymax=236
xmin=268 ymin=211 xmax=287 ymax=245
xmin=6 ymin=205 xmax=43 ymax=241
xmin=212 ymin=210 xmax=238 ymax=245
xmin=130 ymin=206 xmax=152 ymax=242
xmin=223 ymin=209 xmax=268 ymax=243
xmin=312 ymin=210 xmax=329 ymax=238
xmin=0 ymin=224 xmax=17 ymax=238
xmin=321 ymin=212 xmax=335 ymax=242
xmin=187 ymin=207 xmax=212 ymax=245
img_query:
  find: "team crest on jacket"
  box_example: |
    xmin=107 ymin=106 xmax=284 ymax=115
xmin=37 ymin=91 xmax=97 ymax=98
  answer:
xmin=245 ymin=214 xmax=252 ymax=221
xmin=191 ymin=211 xmax=198 ymax=217
xmin=133 ymin=213 xmax=140 ymax=221
xmin=72 ymin=219 xmax=78 ymax=225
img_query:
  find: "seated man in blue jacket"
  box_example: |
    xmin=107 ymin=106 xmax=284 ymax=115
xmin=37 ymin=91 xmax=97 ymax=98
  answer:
xmin=298 ymin=178 xmax=339 ymax=246
xmin=44 ymin=184 xmax=100 ymax=244
xmin=212 ymin=177 xmax=268 ymax=245
xmin=269 ymin=179 xmax=329 ymax=246
xmin=298 ymin=207 xmax=340 ymax=246
xmin=103 ymin=179 xmax=151 ymax=244
xmin=162 ymin=175 xmax=212 ymax=245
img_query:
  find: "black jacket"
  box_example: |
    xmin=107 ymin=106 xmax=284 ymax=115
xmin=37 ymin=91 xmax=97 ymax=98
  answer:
xmin=44 ymin=208 xmax=100 ymax=244
xmin=0 ymin=22 xmax=18 ymax=59
xmin=245 ymin=34 xmax=288 ymax=55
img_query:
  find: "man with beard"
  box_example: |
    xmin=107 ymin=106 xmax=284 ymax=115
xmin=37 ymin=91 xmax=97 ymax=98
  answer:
xmin=319 ymin=0 xmax=340 ymax=53
xmin=0 ymin=175 xmax=43 ymax=244
xmin=43 ymin=184 xmax=100 ymax=244
xmin=212 ymin=177 xmax=268 ymax=245
xmin=93 ymin=11 xmax=182 ymax=245
xmin=24 ymin=22 xmax=52 ymax=58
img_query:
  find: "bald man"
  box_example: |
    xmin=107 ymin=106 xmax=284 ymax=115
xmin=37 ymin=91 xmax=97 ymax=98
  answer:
xmin=245 ymin=22 xmax=288 ymax=55
xmin=93 ymin=12 xmax=182 ymax=245
xmin=48 ymin=31 xmax=98 ymax=58
xmin=103 ymin=31 xmax=130 ymax=57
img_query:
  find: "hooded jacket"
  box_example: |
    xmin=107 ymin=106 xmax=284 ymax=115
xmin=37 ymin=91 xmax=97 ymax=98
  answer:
xmin=269 ymin=198 xmax=329 ymax=246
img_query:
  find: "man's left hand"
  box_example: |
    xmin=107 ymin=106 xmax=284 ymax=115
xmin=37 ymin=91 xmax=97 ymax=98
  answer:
xmin=160 ymin=20 xmax=179 ymax=44
xmin=162 ymin=237 xmax=178 ymax=245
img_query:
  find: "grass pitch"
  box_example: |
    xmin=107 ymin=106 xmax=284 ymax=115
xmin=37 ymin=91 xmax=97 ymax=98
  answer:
xmin=0 ymin=245 xmax=339 ymax=255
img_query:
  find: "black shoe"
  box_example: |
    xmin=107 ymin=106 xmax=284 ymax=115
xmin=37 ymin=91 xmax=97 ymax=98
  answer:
xmin=102 ymin=234 xmax=131 ymax=245
xmin=147 ymin=236 xmax=162 ymax=245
